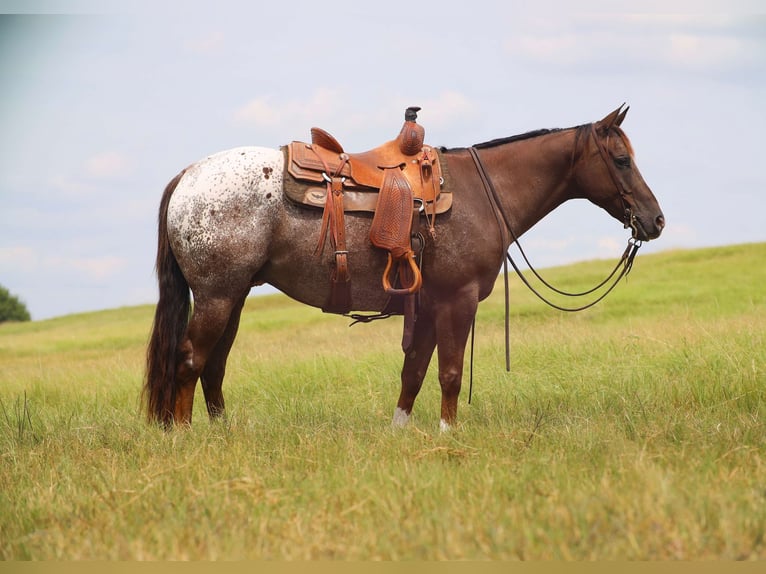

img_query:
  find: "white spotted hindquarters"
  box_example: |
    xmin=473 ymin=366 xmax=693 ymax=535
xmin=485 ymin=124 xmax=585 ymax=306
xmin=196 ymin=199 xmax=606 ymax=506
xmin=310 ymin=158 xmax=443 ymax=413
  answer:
xmin=166 ymin=146 xmax=284 ymax=292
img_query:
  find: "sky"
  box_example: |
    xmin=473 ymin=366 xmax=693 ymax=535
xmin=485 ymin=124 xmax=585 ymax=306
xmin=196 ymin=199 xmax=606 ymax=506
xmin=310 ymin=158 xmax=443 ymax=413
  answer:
xmin=1 ymin=0 xmax=764 ymax=320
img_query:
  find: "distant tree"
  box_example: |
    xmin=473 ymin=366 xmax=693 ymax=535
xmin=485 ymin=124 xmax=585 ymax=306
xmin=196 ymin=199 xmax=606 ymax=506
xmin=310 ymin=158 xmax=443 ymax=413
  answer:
xmin=0 ymin=285 xmax=31 ymax=323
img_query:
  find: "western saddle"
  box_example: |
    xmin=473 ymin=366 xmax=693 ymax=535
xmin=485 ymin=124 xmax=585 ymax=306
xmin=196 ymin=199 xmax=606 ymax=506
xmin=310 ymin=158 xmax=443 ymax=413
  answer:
xmin=285 ymin=107 xmax=449 ymax=345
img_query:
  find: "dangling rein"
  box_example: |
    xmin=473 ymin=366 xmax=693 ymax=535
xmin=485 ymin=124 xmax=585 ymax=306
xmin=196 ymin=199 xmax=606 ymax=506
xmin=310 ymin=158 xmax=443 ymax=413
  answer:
xmin=504 ymin=237 xmax=641 ymax=313
xmin=467 ymin=146 xmax=642 ymax=403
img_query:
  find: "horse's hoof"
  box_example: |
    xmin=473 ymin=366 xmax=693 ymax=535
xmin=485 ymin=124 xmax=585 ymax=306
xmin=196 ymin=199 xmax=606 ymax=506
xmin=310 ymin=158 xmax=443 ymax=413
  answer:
xmin=392 ymin=407 xmax=411 ymax=428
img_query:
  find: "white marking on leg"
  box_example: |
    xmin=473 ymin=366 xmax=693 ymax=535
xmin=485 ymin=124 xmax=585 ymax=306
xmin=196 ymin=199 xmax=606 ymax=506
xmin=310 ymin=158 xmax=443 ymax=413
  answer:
xmin=392 ymin=407 xmax=411 ymax=427
xmin=439 ymin=419 xmax=451 ymax=432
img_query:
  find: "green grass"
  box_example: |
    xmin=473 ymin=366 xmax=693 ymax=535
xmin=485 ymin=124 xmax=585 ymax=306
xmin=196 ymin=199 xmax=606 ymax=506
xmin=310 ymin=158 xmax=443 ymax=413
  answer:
xmin=1 ymin=243 xmax=765 ymax=559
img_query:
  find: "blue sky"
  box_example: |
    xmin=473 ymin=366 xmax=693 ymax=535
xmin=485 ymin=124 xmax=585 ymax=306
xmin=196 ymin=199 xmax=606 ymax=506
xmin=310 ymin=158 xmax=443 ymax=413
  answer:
xmin=1 ymin=0 xmax=764 ymax=320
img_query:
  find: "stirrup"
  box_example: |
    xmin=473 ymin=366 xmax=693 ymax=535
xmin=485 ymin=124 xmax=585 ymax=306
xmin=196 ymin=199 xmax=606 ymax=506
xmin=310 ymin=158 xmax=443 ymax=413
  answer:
xmin=381 ymin=253 xmax=422 ymax=296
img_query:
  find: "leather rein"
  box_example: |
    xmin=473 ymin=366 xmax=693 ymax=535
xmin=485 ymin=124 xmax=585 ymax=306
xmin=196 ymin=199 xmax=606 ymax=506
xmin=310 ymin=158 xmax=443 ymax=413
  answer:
xmin=466 ymin=123 xmax=642 ymax=400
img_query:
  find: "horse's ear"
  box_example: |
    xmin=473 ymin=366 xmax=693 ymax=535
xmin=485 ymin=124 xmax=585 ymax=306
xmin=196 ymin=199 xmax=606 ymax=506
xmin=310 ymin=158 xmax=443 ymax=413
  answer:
xmin=596 ymin=103 xmax=627 ymax=134
xmin=615 ymin=105 xmax=629 ymax=126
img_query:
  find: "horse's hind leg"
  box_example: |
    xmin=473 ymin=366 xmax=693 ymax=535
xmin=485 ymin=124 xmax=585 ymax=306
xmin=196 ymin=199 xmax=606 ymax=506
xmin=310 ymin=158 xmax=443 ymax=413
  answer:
xmin=200 ymin=293 xmax=247 ymax=419
xmin=173 ymin=295 xmax=241 ymax=425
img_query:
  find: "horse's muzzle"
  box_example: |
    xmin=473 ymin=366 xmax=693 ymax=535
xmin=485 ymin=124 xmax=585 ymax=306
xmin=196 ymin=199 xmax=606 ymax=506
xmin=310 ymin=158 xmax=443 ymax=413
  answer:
xmin=633 ymin=212 xmax=665 ymax=241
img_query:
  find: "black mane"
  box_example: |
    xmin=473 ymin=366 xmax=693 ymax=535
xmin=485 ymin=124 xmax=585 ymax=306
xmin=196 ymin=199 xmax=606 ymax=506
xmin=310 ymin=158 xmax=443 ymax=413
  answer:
xmin=473 ymin=128 xmax=566 ymax=149
xmin=441 ymin=125 xmax=587 ymax=153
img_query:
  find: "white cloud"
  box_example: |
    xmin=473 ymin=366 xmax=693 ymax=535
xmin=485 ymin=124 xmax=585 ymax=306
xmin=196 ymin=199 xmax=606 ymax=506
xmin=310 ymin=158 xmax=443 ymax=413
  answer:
xmin=410 ymin=91 xmax=477 ymax=130
xmin=654 ymin=222 xmax=697 ymax=246
xmin=667 ymin=33 xmax=757 ymax=71
xmin=346 ymin=91 xmax=478 ymax=142
xmin=504 ymin=13 xmax=765 ymax=78
xmin=506 ymin=33 xmax=585 ymax=66
xmin=70 ymin=255 xmax=127 ymax=280
xmin=84 ymin=151 xmax=132 ymax=179
xmin=185 ymin=31 xmax=225 ymax=54
xmin=43 ymin=255 xmax=127 ymax=282
xmin=525 ymin=237 xmax=577 ymax=252
xmin=0 ymin=246 xmax=39 ymax=273
xmin=596 ymin=236 xmax=624 ymax=254
xmin=233 ymin=88 xmax=477 ymax=142
xmin=41 ymin=152 xmax=133 ymax=199
xmin=48 ymin=174 xmax=99 ymax=197
xmin=233 ymin=87 xmax=343 ymax=128
xmin=1 ymin=246 xmax=127 ymax=282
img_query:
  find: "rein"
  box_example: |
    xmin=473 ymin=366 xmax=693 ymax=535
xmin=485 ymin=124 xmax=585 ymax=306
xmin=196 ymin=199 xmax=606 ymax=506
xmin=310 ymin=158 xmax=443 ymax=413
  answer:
xmin=504 ymin=239 xmax=641 ymax=312
xmin=466 ymin=125 xmax=641 ymax=402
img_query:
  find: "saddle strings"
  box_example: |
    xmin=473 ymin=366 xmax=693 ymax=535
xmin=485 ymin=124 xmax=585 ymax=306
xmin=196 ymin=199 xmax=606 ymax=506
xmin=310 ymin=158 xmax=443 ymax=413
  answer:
xmin=308 ymin=146 xmax=348 ymax=257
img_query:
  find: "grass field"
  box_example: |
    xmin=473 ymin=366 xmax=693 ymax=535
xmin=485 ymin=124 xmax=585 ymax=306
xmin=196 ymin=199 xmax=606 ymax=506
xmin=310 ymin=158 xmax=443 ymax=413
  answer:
xmin=1 ymin=242 xmax=764 ymax=559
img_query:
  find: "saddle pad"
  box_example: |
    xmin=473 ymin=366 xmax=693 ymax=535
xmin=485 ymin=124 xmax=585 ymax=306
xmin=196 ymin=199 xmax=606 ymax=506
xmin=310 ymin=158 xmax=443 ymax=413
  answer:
xmin=281 ymin=146 xmax=453 ymax=214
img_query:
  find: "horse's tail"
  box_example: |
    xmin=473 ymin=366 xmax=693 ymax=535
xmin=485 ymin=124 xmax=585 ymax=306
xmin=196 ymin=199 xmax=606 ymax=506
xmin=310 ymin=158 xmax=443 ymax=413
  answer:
xmin=143 ymin=169 xmax=190 ymax=426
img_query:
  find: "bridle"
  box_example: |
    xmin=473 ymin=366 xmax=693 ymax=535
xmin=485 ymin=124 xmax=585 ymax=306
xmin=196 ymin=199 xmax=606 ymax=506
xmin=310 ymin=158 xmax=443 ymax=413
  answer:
xmin=588 ymin=123 xmax=640 ymax=237
xmin=466 ymin=124 xmax=643 ymax=400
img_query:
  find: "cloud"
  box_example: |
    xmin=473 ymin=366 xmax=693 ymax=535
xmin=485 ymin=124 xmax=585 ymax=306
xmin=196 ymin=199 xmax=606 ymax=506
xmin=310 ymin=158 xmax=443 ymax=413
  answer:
xmin=405 ymin=91 xmax=476 ymax=130
xmin=39 ymin=151 xmax=133 ymax=199
xmin=654 ymin=222 xmax=697 ymax=246
xmin=339 ymin=90 xmax=478 ymax=142
xmin=185 ymin=31 xmax=225 ymax=54
xmin=506 ymin=33 xmax=585 ymax=67
xmin=232 ymin=88 xmax=478 ymax=143
xmin=233 ymin=87 xmax=343 ymax=128
xmin=48 ymin=174 xmax=99 ymax=198
xmin=68 ymin=255 xmax=127 ymax=280
xmin=504 ymin=13 xmax=766 ymax=80
xmin=596 ymin=236 xmax=624 ymax=254
xmin=1 ymin=245 xmax=127 ymax=282
xmin=0 ymin=246 xmax=38 ymax=273
xmin=666 ymin=32 xmax=761 ymax=72
xmin=84 ymin=151 xmax=132 ymax=179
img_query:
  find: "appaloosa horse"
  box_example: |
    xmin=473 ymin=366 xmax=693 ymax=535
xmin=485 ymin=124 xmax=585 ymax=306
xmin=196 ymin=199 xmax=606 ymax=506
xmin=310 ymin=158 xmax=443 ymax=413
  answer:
xmin=144 ymin=105 xmax=664 ymax=429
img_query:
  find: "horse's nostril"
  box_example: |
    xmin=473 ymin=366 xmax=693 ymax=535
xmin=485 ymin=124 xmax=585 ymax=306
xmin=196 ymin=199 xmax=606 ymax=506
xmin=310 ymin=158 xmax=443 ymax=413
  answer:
xmin=656 ymin=214 xmax=666 ymax=229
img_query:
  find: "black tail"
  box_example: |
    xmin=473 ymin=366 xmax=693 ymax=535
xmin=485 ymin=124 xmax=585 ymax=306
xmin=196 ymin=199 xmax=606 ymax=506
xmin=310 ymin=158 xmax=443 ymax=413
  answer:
xmin=143 ymin=169 xmax=190 ymax=426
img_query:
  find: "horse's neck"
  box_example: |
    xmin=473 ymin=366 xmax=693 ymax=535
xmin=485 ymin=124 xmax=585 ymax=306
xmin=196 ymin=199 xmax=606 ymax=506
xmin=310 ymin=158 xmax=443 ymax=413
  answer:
xmin=482 ymin=130 xmax=576 ymax=241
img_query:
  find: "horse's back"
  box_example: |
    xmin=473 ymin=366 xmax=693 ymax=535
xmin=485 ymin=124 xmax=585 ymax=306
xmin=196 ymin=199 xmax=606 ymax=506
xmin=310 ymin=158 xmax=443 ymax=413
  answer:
xmin=167 ymin=146 xmax=284 ymax=293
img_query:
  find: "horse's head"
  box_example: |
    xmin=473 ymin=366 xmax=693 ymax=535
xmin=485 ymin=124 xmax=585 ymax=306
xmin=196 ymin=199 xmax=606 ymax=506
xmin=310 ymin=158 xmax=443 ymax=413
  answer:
xmin=573 ymin=105 xmax=665 ymax=241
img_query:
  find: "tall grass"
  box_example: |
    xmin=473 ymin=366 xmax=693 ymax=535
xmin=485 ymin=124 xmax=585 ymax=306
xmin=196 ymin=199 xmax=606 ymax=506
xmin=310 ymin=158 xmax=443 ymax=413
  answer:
xmin=1 ymin=243 xmax=764 ymax=559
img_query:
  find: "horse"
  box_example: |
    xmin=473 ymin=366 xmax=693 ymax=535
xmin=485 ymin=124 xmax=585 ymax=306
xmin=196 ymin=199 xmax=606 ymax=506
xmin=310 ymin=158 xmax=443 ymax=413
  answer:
xmin=143 ymin=104 xmax=665 ymax=429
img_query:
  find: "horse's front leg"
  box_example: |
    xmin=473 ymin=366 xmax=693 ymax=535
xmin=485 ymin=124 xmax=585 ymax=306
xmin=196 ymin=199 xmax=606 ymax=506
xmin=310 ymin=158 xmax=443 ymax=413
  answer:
xmin=393 ymin=305 xmax=437 ymax=427
xmin=433 ymin=286 xmax=479 ymax=431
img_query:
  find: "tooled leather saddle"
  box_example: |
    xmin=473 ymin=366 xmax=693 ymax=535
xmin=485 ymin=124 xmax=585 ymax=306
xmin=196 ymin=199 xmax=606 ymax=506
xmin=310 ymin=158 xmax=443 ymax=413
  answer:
xmin=283 ymin=107 xmax=449 ymax=349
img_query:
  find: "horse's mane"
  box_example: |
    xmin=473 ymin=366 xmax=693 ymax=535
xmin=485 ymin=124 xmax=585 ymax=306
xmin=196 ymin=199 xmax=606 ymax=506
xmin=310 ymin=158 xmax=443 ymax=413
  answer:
xmin=473 ymin=128 xmax=569 ymax=149
xmin=441 ymin=124 xmax=588 ymax=153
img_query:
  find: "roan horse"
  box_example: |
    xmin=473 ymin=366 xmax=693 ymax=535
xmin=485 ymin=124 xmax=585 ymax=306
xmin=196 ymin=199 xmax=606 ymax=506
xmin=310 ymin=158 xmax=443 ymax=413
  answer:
xmin=144 ymin=105 xmax=664 ymax=429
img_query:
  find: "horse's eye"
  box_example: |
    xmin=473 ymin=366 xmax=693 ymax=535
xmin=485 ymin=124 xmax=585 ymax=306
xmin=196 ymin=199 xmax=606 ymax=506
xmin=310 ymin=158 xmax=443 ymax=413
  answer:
xmin=614 ymin=156 xmax=631 ymax=169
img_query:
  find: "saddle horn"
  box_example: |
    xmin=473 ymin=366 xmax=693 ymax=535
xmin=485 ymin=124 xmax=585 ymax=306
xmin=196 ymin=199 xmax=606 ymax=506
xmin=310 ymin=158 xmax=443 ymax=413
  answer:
xmin=398 ymin=106 xmax=425 ymax=156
